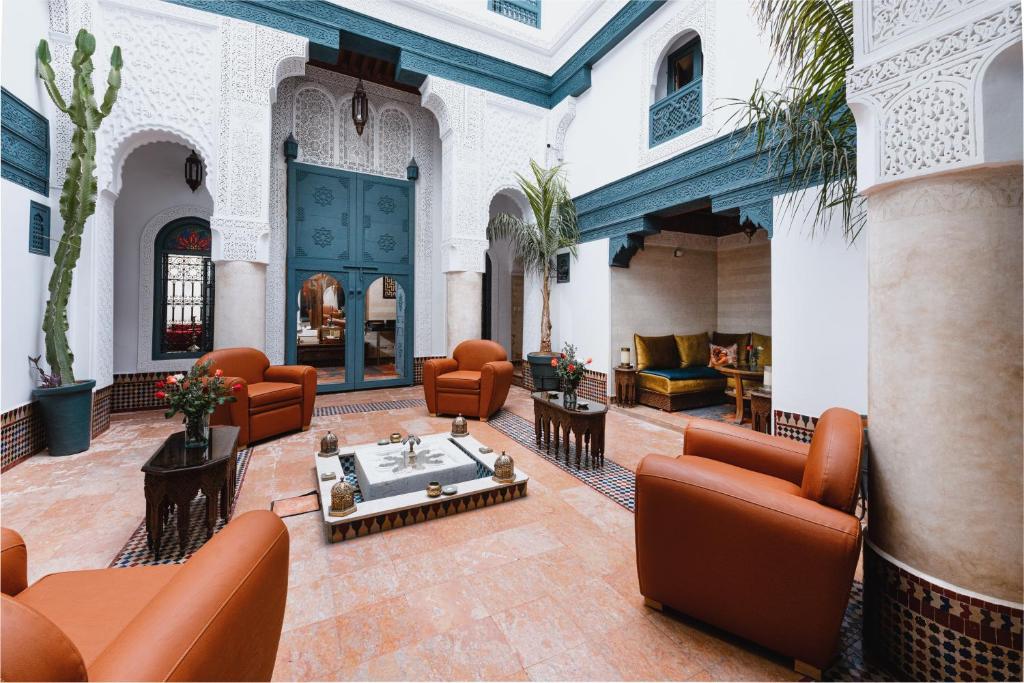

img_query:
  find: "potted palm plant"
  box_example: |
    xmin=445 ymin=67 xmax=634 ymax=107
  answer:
xmin=487 ymin=160 xmax=579 ymax=391
xmin=28 ymin=30 xmax=122 ymax=456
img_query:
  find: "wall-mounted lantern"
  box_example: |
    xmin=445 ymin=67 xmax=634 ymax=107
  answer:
xmin=283 ymin=133 xmax=299 ymax=161
xmin=407 ymin=158 xmax=419 ymax=181
xmin=352 ymin=79 xmax=369 ymax=136
xmin=184 ymin=149 xmax=203 ymax=192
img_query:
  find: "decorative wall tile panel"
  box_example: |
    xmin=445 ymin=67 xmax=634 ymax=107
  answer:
xmin=1 ymin=88 xmax=50 ymax=195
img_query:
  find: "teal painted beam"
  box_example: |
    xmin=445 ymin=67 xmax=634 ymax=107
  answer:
xmin=165 ymin=0 xmax=665 ymax=108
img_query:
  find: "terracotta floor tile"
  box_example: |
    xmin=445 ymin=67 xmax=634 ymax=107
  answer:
xmin=525 ymin=642 xmax=624 ymax=681
xmin=283 ymin=575 xmax=337 ymax=631
xmin=418 ymin=616 xmax=522 ymax=681
xmin=492 ymin=594 xmax=586 ymax=669
xmin=465 ymin=558 xmax=550 ymax=613
xmin=330 ymin=560 xmax=401 ymax=612
xmin=334 ymin=641 xmax=442 ymax=682
xmin=601 ymin=611 xmax=708 ymax=681
xmin=333 ymin=595 xmax=419 ymax=665
xmin=402 ymin=578 xmax=490 ymax=635
xmin=275 ymin=617 xmax=340 ymax=681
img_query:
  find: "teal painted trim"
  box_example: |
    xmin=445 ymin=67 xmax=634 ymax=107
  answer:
xmin=166 ymin=0 xmax=665 ymax=108
xmin=1 ymin=88 xmax=49 ymax=196
xmin=29 ymin=201 xmax=51 ymax=256
xmin=648 ymin=77 xmax=701 ymax=146
xmin=576 ymin=129 xmax=799 ymax=247
xmin=608 ymin=217 xmax=657 ymax=267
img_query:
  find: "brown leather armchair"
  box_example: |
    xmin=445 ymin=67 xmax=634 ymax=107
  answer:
xmin=635 ymin=408 xmax=864 ymax=677
xmin=1 ymin=510 xmax=289 ymax=682
xmin=423 ymin=340 xmax=514 ymax=421
xmin=197 ymin=347 xmax=316 ymax=447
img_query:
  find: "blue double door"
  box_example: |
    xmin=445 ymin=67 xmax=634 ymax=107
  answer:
xmin=286 ymin=162 xmax=414 ymax=392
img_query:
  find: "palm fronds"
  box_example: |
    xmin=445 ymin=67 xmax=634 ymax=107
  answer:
xmin=487 ymin=159 xmax=579 ymax=352
xmin=725 ymin=0 xmax=862 ymax=241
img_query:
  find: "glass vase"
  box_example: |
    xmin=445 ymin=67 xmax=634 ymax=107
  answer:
xmin=562 ymin=383 xmax=579 ymax=410
xmin=184 ymin=411 xmax=210 ymax=448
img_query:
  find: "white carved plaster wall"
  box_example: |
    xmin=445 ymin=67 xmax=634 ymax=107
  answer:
xmin=269 ymin=67 xmax=439 ymax=360
xmin=546 ymin=96 xmax=577 ymax=166
xmin=136 ymin=205 xmax=214 ymax=372
xmin=637 ymin=0 xmax=717 ymax=167
xmin=847 ymin=0 xmax=1022 ymax=193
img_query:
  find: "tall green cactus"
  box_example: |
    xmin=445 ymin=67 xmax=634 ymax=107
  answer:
xmin=36 ymin=30 xmax=122 ymax=385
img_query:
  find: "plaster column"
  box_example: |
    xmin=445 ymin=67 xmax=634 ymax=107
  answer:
xmin=213 ymin=260 xmax=267 ymax=350
xmin=446 ymin=271 xmax=483 ymax=354
xmin=847 ymin=2 xmax=1023 ymax=678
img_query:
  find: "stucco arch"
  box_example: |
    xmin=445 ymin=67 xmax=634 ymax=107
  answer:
xmin=979 ymin=38 xmax=1023 ymax=164
xmin=650 ymin=28 xmax=702 ymax=103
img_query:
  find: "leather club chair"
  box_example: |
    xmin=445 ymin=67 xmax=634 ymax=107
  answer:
xmin=635 ymin=408 xmax=864 ymax=678
xmin=423 ymin=340 xmax=514 ymax=421
xmin=0 ymin=510 xmax=289 ymax=682
xmin=198 ymin=347 xmax=316 ymax=448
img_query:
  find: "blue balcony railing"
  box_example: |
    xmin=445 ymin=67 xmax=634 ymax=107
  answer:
xmin=649 ymin=79 xmax=702 ymax=147
xmin=488 ymin=0 xmax=540 ymax=28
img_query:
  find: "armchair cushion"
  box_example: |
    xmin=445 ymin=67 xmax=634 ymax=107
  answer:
xmin=247 ymin=382 xmax=303 ymax=408
xmin=1 ymin=596 xmax=86 ymax=682
xmin=683 ymin=418 xmax=808 ymax=486
xmin=712 ymin=332 xmax=751 ymax=365
xmin=452 ymin=339 xmax=508 ymax=371
xmin=436 ymin=370 xmax=482 ymax=391
xmin=201 ymin=347 xmax=271 ymax=385
xmin=634 ymin=334 xmax=680 ymax=372
xmin=18 ymin=566 xmax=178 ymax=666
xmin=802 ymin=408 xmax=864 ymax=513
xmin=674 ymin=332 xmax=711 ymax=367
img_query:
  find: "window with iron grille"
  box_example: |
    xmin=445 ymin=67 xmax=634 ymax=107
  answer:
xmin=488 ymin=0 xmax=540 ymax=28
xmin=153 ymin=217 xmax=215 ymax=359
xmin=650 ymin=37 xmax=703 ymax=147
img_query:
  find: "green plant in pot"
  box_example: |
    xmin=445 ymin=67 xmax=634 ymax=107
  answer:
xmin=486 ymin=160 xmax=579 ymax=391
xmin=27 ymin=30 xmax=122 ymax=456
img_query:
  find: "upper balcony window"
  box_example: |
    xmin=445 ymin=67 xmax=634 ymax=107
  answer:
xmin=488 ymin=0 xmax=540 ymax=28
xmin=650 ymin=36 xmax=703 ymax=147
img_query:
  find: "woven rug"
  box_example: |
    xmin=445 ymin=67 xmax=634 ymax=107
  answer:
xmin=109 ymin=446 xmax=254 ymax=567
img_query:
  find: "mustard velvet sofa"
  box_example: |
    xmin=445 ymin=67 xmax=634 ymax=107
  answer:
xmin=633 ymin=332 xmax=771 ymax=412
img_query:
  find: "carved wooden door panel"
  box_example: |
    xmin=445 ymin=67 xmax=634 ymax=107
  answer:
xmin=357 ymin=177 xmax=411 ymax=269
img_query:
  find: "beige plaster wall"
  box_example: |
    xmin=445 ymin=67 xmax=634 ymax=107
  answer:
xmin=214 ymin=261 xmax=267 ymax=351
xmin=610 ymin=238 xmax=717 ymax=367
xmin=867 ymin=166 xmax=1023 ymax=602
xmin=717 ymin=232 xmax=772 ymax=335
xmin=446 ymin=271 xmax=482 ymax=354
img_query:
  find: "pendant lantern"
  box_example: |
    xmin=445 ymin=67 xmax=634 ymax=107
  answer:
xmin=352 ymin=79 xmax=369 ymax=136
xmin=184 ymin=149 xmax=203 ymax=192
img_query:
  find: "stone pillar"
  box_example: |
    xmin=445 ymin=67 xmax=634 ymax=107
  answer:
xmin=213 ymin=260 xmax=267 ymax=350
xmin=847 ymin=2 xmax=1022 ymax=679
xmin=446 ymin=271 xmax=483 ymax=354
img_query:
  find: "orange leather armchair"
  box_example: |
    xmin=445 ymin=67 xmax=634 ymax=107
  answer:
xmin=198 ymin=347 xmax=316 ymax=447
xmin=0 ymin=510 xmax=289 ymax=682
xmin=423 ymin=340 xmax=514 ymax=420
xmin=635 ymin=408 xmax=864 ymax=676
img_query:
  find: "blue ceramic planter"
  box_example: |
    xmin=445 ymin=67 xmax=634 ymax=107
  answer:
xmin=32 ymin=379 xmax=96 ymax=456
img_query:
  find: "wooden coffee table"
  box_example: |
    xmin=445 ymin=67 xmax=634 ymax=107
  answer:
xmin=142 ymin=426 xmax=239 ymax=559
xmin=531 ymin=391 xmax=608 ymax=468
xmin=715 ymin=366 xmax=765 ymax=424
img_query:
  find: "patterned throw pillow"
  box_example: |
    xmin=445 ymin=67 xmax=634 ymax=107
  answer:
xmin=708 ymin=343 xmax=737 ymax=367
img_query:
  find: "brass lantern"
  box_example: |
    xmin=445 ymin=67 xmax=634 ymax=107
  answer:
xmin=492 ymin=451 xmax=515 ymax=484
xmin=184 ymin=149 xmax=203 ymax=192
xmin=319 ymin=431 xmax=338 ymax=457
xmin=451 ymin=414 xmax=469 ymax=438
xmin=352 ymin=79 xmax=369 ymax=136
xmin=330 ymin=480 xmax=356 ymax=517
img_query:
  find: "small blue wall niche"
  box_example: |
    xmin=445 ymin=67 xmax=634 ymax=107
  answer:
xmin=1 ymin=88 xmax=50 ymax=196
xmin=169 ymin=0 xmax=665 ymax=108
xmin=574 ymin=129 xmax=786 ymax=267
xmin=28 ymin=201 xmax=51 ymax=256
xmin=489 ymin=0 xmax=540 ymax=28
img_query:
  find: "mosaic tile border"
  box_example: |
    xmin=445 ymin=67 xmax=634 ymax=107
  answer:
xmin=2 ymin=386 xmax=115 ymax=471
xmin=864 ymin=543 xmax=1023 ymax=681
xmin=515 ymin=365 xmax=609 ymax=405
xmin=774 ymin=409 xmax=818 ymax=443
xmin=413 ymin=355 xmax=445 ymax=385
xmin=109 ymin=445 xmax=255 ymax=568
xmin=92 ymin=385 xmax=112 ymax=437
xmin=326 ymin=482 xmax=528 ymax=542
xmin=112 ymin=370 xmax=185 ymax=413
xmin=316 ymin=399 xmax=427 ymax=416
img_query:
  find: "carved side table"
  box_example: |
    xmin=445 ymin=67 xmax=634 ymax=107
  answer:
xmin=614 ymin=366 xmax=637 ymax=407
xmin=531 ymin=391 xmax=608 ymax=468
xmin=142 ymin=426 xmax=239 ymax=559
xmin=750 ymin=387 xmax=773 ymax=434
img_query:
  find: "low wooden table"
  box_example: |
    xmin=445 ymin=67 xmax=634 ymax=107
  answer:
xmin=531 ymin=391 xmax=608 ymax=468
xmin=614 ymin=366 xmax=637 ymax=407
xmin=142 ymin=426 xmax=239 ymax=559
xmin=716 ymin=366 xmax=765 ymax=424
xmin=749 ymin=387 xmax=772 ymax=434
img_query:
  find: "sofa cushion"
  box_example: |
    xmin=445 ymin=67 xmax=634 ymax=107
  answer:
xmin=436 ymin=370 xmax=482 ymax=391
xmin=248 ymin=382 xmax=303 ymax=408
xmin=18 ymin=566 xmax=179 ymax=667
xmin=713 ymin=332 xmax=750 ymax=365
xmin=634 ymin=334 xmax=680 ymax=372
xmin=674 ymin=333 xmax=710 ymax=368
xmin=751 ymin=332 xmax=772 ymax=367
xmin=639 ymin=368 xmax=726 ymax=395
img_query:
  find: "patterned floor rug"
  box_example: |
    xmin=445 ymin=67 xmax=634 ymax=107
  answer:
xmin=109 ymin=446 xmax=254 ymax=567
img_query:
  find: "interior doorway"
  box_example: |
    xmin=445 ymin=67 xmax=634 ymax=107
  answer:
xmin=286 ymin=163 xmax=413 ymax=392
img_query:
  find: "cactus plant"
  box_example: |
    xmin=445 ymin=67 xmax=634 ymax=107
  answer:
xmin=35 ymin=29 xmax=122 ymax=385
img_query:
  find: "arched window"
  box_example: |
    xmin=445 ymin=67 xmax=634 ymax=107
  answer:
xmin=650 ymin=35 xmax=703 ymax=147
xmin=152 ymin=217 xmax=214 ymax=359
